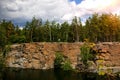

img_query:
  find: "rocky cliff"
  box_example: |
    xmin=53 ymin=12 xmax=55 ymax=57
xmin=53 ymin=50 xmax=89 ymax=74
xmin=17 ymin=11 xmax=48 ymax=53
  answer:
xmin=5 ymin=42 xmax=120 ymax=71
xmin=94 ymin=42 xmax=120 ymax=67
xmin=5 ymin=42 xmax=82 ymax=69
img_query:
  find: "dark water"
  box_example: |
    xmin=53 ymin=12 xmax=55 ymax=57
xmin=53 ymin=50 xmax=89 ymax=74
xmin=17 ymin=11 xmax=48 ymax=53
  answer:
xmin=0 ymin=68 xmax=119 ymax=80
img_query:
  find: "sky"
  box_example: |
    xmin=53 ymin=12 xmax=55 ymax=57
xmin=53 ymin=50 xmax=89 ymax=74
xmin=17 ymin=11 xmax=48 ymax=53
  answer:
xmin=0 ymin=0 xmax=120 ymax=26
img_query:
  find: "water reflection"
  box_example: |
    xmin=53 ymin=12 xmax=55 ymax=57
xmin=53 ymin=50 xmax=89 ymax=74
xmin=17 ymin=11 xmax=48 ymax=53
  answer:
xmin=0 ymin=68 xmax=119 ymax=80
xmin=2 ymin=68 xmax=56 ymax=80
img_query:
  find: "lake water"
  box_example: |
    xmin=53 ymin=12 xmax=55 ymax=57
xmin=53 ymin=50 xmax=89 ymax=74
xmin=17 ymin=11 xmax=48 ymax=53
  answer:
xmin=0 ymin=68 xmax=119 ymax=80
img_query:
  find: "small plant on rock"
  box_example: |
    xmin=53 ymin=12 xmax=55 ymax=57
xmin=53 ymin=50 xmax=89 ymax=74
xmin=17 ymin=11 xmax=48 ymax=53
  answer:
xmin=54 ymin=52 xmax=64 ymax=68
xmin=54 ymin=52 xmax=73 ymax=71
xmin=0 ymin=53 xmax=5 ymax=70
xmin=61 ymin=59 xmax=73 ymax=71
xmin=80 ymin=41 xmax=96 ymax=68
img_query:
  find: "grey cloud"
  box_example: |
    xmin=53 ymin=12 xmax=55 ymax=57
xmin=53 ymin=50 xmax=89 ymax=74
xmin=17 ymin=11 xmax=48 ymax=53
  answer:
xmin=2 ymin=0 xmax=119 ymax=26
xmin=0 ymin=0 xmax=73 ymax=25
xmin=0 ymin=0 xmax=71 ymax=20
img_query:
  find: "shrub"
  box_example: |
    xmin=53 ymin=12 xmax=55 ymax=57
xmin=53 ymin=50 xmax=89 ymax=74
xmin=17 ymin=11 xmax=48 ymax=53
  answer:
xmin=80 ymin=42 xmax=95 ymax=67
xmin=3 ymin=45 xmax=11 ymax=57
xmin=9 ymin=35 xmax=26 ymax=43
xmin=0 ymin=53 xmax=5 ymax=69
xmin=54 ymin=52 xmax=73 ymax=71
xmin=61 ymin=59 xmax=73 ymax=71
xmin=54 ymin=52 xmax=64 ymax=68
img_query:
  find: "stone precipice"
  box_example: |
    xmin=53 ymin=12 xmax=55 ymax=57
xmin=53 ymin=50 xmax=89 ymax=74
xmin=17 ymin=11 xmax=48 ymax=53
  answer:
xmin=5 ymin=42 xmax=120 ymax=71
xmin=93 ymin=42 xmax=120 ymax=67
xmin=5 ymin=42 xmax=82 ymax=69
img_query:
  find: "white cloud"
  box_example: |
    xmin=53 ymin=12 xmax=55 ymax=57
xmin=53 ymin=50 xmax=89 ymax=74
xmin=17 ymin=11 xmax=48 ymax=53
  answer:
xmin=0 ymin=0 xmax=73 ymax=21
xmin=0 ymin=0 xmax=120 ymax=25
xmin=70 ymin=0 xmax=120 ymax=24
xmin=77 ymin=0 xmax=120 ymax=14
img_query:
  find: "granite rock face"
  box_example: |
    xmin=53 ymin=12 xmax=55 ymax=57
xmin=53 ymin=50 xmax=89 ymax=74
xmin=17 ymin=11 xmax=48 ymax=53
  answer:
xmin=5 ymin=42 xmax=120 ymax=71
xmin=93 ymin=42 xmax=120 ymax=67
xmin=5 ymin=42 xmax=82 ymax=69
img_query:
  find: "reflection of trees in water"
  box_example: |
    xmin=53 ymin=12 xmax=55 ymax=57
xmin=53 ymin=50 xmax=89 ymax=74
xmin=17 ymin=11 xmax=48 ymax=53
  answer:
xmin=2 ymin=68 xmax=56 ymax=80
xmin=0 ymin=72 xmax=2 ymax=80
xmin=0 ymin=70 xmax=6 ymax=80
xmin=0 ymin=68 xmax=119 ymax=80
xmin=54 ymin=69 xmax=119 ymax=80
xmin=54 ymin=69 xmax=95 ymax=80
xmin=54 ymin=69 xmax=75 ymax=80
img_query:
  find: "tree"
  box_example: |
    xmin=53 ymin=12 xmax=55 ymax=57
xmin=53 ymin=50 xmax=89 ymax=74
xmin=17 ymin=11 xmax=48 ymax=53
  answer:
xmin=85 ymin=14 xmax=100 ymax=42
xmin=0 ymin=23 xmax=6 ymax=50
xmin=61 ymin=21 xmax=70 ymax=42
xmin=0 ymin=20 xmax=15 ymax=44
xmin=24 ymin=17 xmax=42 ymax=42
xmin=71 ymin=16 xmax=82 ymax=42
xmin=44 ymin=20 xmax=51 ymax=42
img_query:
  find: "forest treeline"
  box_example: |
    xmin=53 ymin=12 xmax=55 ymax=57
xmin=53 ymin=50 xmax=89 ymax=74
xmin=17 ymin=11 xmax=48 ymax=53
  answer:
xmin=1 ymin=13 xmax=120 ymax=50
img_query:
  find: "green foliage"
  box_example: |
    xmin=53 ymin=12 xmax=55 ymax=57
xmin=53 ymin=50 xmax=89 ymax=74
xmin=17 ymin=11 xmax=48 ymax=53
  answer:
xmin=1 ymin=13 xmax=120 ymax=45
xmin=0 ymin=53 xmax=5 ymax=69
xmin=3 ymin=45 xmax=11 ymax=57
xmin=71 ymin=16 xmax=82 ymax=42
xmin=0 ymin=33 xmax=6 ymax=50
xmin=54 ymin=52 xmax=64 ymax=67
xmin=54 ymin=52 xmax=73 ymax=71
xmin=61 ymin=21 xmax=70 ymax=42
xmin=0 ymin=13 xmax=120 ymax=54
xmin=61 ymin=59 xmax=73 ymax=71
xmin=80 ymin=42 xmax=95 ymax=66
xmin=9 ymin=35 xmax=26 ymax=43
